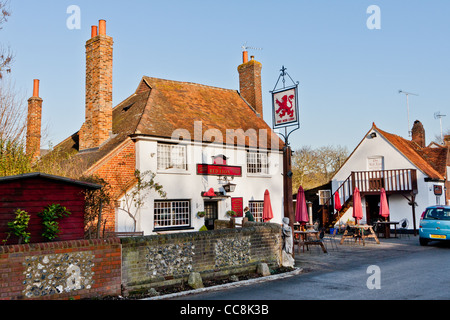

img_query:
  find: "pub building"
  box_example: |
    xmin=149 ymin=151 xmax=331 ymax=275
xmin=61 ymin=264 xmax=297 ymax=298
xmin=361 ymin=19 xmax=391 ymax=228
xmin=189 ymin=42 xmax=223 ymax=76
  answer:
xmin=31 ymin=20 xmax=285 ymax=235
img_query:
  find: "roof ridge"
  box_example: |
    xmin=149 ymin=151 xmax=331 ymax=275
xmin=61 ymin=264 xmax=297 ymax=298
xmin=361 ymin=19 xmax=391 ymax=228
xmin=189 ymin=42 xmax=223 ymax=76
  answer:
xmin=142 ymin=76 xmax=236 ymax=92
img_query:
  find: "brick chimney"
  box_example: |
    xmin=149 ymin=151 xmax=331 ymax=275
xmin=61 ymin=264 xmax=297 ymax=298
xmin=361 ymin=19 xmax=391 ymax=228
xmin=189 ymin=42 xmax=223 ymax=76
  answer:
xmin=79 ymin=19 xmax=113 ymax=151
xmin=26 ymin=79 xmax=42 ymax=161
xmin=238 ymin=52 xmax=263 ymax=118
xmin=411 ymin=120 xmax=426 ymax=148
xmin=444 ymin=135 xmax=450 ymax=147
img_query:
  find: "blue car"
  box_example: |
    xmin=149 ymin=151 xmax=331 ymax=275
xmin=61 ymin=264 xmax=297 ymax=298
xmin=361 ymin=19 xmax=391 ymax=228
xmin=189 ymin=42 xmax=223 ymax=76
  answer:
xmin=419 ymin=205 xmax=450 ymax=246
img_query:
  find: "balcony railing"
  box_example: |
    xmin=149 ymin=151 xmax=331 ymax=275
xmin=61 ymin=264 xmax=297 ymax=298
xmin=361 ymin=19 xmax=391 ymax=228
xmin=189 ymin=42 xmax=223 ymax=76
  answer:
xmin=351 ymin=169 xmax=417 ymax=195
xmin=333 ymin=169 xmax=418 ymax=209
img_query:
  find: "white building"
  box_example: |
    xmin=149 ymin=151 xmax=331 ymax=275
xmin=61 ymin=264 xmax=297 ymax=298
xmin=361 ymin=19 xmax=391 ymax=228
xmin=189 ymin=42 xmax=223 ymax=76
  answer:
xmin=40 ymin=20 xmax=285 ymax=235
xmin=119 ymin=132 xmax=284 ymax=234
xmin=330 ymin=121 xmax=449 ymax=233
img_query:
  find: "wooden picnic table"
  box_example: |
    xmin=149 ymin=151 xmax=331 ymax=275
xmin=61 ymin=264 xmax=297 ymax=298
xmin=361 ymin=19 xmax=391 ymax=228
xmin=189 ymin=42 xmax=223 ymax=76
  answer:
xmin=339 ymin=224 xmax=380 ymax=246
xmin=374 ymin=221 xmax=399 ymax=238
xmin=294 ymin=230 xmax=327 ymax=253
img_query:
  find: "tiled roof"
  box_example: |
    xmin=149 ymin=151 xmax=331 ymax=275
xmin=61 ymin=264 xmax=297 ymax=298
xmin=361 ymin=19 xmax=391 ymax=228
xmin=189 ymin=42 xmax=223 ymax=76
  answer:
xmin=374 ymin=124 xmax=447 ymax=180
xmin=134 ymin=77 xmax=281 ymax=148
xmin=45 ymin=77 xmax=283 ymax=177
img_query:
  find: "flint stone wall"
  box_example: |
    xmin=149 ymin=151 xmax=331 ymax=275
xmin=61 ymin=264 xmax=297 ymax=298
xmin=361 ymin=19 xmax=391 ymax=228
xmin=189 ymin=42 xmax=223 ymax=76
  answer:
xmin=121 ymin=222 xmax=282 ymax=294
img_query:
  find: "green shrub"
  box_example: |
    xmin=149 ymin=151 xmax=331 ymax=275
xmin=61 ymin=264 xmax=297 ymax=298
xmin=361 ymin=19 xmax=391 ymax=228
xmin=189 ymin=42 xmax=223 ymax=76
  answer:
xmin=3 ymin=209 xmax=31 ymax=244
xmin=38 ymin=204 xmax=71 ymax=241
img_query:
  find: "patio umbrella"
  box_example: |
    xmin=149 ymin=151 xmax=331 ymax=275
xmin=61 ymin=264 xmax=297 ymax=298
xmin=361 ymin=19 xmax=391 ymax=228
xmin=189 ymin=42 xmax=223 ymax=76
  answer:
xmin=353 ymin=187 xmax=363 ymax=224
xmin=295 ymin=186 xmax=308 ymax=225
xmin=263 ymin=189 xmax=273 ymax=222
xmin=334 ymin=192 xmax=342 ymax=212
xmin=379 ymin=188 xmax=390 ymax=220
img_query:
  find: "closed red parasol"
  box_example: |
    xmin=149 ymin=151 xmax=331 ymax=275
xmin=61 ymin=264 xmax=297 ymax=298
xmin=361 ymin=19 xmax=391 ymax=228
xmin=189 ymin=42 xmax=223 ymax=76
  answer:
xmin=353 ymin=187 xmax=363 ymax=224
xmin=379 ymin=188 xmax=390 ymax=219
xmin=263 ymin=189 xmax=274 ymax=222
xmin=295 ymin=186 xmax=308 ymax=225
xmin=334 ymin=192 xmax=342 ymax=212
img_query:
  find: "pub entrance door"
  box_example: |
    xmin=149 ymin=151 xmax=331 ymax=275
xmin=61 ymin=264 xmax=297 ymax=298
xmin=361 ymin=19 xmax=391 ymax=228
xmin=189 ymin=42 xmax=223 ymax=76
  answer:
xmin=365 ymin=195 xmax=381 ymax=225
xmin=204 ymin=201 xmax=218 ymax=230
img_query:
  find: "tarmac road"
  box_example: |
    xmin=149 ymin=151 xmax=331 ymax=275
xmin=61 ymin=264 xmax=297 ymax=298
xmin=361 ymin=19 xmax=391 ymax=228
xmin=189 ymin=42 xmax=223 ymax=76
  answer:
xmin=167 ymin=235 xmax=450 ymax=300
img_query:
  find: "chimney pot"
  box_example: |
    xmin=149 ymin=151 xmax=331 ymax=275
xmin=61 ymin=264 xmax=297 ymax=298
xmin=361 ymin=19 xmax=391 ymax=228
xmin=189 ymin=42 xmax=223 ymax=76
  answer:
xmin=33 ymin=79 xmax=40 ymax=97
xmin=243 ymin=51 xmax=248 ymax=63
xmin=99 ymin=19 xmax=106 ymax=35
xmin=91 ymin=25 xmax=98 ymax=38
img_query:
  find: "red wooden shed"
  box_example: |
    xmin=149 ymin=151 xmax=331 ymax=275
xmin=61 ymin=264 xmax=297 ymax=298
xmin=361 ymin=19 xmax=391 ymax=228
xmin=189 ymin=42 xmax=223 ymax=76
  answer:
xmin=0 ymin=172 xmax=102 ymax=244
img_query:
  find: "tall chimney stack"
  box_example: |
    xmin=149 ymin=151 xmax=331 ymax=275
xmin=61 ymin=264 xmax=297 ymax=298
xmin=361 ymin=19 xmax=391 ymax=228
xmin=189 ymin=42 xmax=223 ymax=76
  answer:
xmin=411 ymin=120 xmax=426 ymax=148
xmin=26 ymin=79 xmax=42 ymax=160
xmin=79 ymin=19 xmax=113 ymax=151
xmin=238 ymin=54 xmax=263 ymax=118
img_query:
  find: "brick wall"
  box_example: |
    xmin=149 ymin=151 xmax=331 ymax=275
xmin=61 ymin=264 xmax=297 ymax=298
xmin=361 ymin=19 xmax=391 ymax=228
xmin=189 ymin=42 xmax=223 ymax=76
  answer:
xmin=87 ymin=139 xmax=136 ymax=233
xmin=121 ymin=223 xmax=282 ymax=295
xmin=0 ymin=224 xmax=282 ymax=299
xmin=0 ymin=238 xmax=121 ymax=300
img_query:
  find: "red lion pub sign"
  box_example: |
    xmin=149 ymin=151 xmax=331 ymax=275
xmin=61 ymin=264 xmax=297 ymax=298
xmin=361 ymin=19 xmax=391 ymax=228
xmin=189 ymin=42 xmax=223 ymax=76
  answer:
xmin=272 ymin=86 xmax=299 ymax=129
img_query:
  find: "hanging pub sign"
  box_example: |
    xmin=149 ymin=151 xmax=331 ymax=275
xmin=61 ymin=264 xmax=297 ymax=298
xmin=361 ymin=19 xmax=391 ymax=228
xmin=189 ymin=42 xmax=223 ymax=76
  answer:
xmin=272 ymin=85 xmax=299 ymax=129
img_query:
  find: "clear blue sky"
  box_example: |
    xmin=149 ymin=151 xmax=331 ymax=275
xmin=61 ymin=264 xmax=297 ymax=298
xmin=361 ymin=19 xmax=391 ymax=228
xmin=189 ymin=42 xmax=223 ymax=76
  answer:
xmin=2 ymin=0 xmax=449 ymax=152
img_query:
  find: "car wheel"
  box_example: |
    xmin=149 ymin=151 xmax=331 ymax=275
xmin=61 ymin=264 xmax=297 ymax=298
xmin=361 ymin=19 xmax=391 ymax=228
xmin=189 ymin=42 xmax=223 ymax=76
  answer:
xmin=419 ymin=237 xmax=429 ymax=246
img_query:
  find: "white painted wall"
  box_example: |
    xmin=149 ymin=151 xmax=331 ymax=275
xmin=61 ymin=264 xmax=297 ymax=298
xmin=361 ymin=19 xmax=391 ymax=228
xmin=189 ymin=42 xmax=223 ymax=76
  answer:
xmin=331 ymin=128 xmax=445 ymax=230
xmin=117 ymin=136 xmax=284 ymax=234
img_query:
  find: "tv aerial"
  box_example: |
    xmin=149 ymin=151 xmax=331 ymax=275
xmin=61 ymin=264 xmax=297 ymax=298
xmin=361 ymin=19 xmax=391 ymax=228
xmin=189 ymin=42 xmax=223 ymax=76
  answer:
xmin=399 ymin=90 xmax=419 ymax=137
xmin=434 ymin=111 xmax=447 ymax=144
xmin=241 ymin=42 xmax=263 ymax=52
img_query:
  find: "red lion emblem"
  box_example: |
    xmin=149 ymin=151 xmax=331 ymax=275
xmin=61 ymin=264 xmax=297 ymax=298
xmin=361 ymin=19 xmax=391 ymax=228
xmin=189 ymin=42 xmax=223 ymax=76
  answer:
xmin=275 ymin=94 xmax=295 ymax=118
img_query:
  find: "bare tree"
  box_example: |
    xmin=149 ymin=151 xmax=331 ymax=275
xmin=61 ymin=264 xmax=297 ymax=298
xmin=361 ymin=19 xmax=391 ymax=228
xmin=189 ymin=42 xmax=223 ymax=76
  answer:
xmin=118 ymin=170 xmax=166 ymax=232
xmin=0 ymin=0 xmax=13 ymax=79
xmin=0 ymin=79 xmax=27 ymax=144
xmin=292 ymin=145 xmax=349 ymax=191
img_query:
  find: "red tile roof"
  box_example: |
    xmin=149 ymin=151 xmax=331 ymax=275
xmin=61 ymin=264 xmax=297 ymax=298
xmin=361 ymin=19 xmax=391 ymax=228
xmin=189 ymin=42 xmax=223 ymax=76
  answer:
xmin=44 ymin=77 xmax=283 ymax=178
xmin=374 ymin=124 xmax=447 ymax=181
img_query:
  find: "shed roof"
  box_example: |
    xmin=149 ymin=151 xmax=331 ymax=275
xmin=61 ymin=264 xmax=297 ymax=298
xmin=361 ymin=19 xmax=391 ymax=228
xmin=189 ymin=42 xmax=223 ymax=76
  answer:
xmin=0 ymin=172 xmax=102 ymax=189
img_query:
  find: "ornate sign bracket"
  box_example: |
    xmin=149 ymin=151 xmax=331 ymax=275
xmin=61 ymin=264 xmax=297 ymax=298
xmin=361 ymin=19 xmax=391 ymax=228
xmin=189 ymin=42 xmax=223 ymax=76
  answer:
xmin=270 ymin=66 xmax=300 ymax=147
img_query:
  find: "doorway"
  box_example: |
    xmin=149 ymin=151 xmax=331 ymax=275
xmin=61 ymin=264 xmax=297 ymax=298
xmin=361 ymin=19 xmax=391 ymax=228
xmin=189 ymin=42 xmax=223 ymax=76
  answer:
xmin=204 ymin=201 xmax=218 ymax=230
xmin=365 ymin=195 xmax=381 ymax=225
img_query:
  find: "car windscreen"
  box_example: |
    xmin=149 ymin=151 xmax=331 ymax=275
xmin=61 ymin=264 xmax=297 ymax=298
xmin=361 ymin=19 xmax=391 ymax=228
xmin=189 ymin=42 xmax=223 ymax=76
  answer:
xmin=424 ymin=208 xmax=450 ymax=220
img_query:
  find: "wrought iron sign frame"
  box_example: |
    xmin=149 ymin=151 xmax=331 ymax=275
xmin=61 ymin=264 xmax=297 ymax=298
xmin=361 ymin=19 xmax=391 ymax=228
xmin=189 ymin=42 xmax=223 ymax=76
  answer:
xmin=270 ymin=65 xmax=300 ymax=146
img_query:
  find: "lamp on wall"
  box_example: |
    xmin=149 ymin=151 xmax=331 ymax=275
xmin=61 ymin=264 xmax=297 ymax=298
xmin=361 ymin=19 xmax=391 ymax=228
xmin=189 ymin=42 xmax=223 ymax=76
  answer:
xmin=219 ymin=175 xmax=236 ymax=193
xmin=223 ymin=182 xmax=237 ymax=193
xmin=370 ymin=132 xmax=377 ymax=138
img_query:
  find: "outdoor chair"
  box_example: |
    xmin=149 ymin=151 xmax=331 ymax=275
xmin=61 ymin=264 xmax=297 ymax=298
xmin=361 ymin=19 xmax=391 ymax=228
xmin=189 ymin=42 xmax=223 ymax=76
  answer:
xmin=399 ymin=218 xmax=410 ymax=238
xmin=323 ymin=228 xmax=339 ymax=251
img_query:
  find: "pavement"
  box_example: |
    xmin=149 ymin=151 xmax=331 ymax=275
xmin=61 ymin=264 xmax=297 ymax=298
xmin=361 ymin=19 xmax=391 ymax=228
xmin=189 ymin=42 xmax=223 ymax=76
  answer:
xmin=147 ymin=234 xmax=421 ymax=300
xmin=294 ymin=233 xmax=421 ymax=273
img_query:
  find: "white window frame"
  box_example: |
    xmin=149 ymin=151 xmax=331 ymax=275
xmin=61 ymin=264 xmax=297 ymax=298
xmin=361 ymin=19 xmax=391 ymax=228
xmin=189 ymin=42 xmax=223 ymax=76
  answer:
xmin=247 ymin=151 xmax=269 ymax=175
xmin=157 ymin=143 xmax=187 ymax=171
xmin=319 ymin=190 xmax=331 ymax=205
xmin=154 ymin=200 xmax=190 ymax=229
xmin=249 ymin=201 xmax=264 ymax=222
